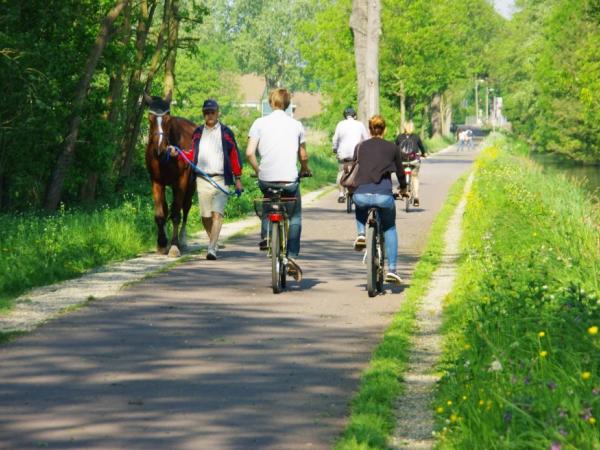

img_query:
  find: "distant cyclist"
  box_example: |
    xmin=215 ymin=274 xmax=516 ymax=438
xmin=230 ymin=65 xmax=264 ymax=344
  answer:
xmin=332 ymin=107 xmax=369 ymax=203
xmin=395 ymin=121 xmax=427 ymax=207
xmin=245 ymin=88 xmax=311 ymax=281
xmin=351 ymin=115 xmax=407 ymax=284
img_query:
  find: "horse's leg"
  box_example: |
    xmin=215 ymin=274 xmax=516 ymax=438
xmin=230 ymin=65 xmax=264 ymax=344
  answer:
xmin=152 ymin=182 xmax=169 ymax=254
xmin=168 ymin=184 xmax=184 ymax=258
xmin=180 ymin=175 xmax=195 ymax=249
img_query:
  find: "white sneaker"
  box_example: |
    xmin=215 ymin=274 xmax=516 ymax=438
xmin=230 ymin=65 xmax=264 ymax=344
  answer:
xmin=353 ymin=235 xmax=366 ymax=251
xmin=206 ymin=247 xmax=217 ymax=260
xmin=385 ymin=272 xmax=403 ymax=284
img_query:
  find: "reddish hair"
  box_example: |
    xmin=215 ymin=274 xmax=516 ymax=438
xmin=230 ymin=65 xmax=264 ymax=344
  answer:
xmin=368 ymin=115 xmax=386 ymax=137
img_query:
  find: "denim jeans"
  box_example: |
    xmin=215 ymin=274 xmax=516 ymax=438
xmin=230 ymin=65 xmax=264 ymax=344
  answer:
xmin=259 ymin=180 xmax=302 ymax=258
xmin=353 ymin=193 xmax=398 ymax=271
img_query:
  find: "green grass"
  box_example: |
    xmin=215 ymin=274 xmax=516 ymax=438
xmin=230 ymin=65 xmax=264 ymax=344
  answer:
xmin=0 ymin=144 xmax=337 ymax=313
xmin=425 ymin=135 xmax=456 ymax=153
xmin=333 ymin=173 xmax=470 ymax=450
xmin=434 ymin=135 xmax=600 ymax=449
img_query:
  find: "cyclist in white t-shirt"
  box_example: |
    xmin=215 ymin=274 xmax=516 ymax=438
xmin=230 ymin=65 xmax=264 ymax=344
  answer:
xmin=246 ymin=88 xmax=312 ymax=281
xmin=332 ymin=107 xmax=369 ymax=202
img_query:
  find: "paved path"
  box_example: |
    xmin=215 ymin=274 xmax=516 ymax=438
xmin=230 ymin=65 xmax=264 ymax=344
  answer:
xmin=0 ymin=147 xmax=477 ymax=450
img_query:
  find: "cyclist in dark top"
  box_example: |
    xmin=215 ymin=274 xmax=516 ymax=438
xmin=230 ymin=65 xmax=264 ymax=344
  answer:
xmin=351 ymin=115 xmax=407 ymax=284
xmin=395 ymin=121 xmax=427 ymax=207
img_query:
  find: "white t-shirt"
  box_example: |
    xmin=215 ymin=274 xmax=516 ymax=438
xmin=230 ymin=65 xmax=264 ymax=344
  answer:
xmin=249 ymin=110 xmax=306 ymax=182
xmin=197 ymin=122 xmax=224 ymax=174
xmin=332 ymin=117 xmax=369 ymax=160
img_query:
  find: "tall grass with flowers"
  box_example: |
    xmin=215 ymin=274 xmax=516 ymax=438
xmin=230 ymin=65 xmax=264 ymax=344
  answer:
xmin=0 ymin=144 xmax=337 ymax=312
xmin=434 ymin=135 xmax=600 ymax=449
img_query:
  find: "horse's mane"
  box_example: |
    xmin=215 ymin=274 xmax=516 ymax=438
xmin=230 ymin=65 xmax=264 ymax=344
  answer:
xmin=171 ymin=116 xmax=197 ymax=128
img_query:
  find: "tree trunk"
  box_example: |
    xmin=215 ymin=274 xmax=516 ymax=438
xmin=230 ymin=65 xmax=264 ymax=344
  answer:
xmin=351 ymin=0 xmax=380 ymax=125
xmin=350 ymin=0 xmax=367 ymax=125
xmin=442 ymin=92 xmax=453 ymax=136
xmin=163 ymin=0 xmax=180 ymax=96
xmin=113 ymin=0 xmax=158 ymax=181
xmin=399 ymin=80 xmax=406 ymax=131
xmin=364 ymin=0 xmax=380 ymax=120
xmin=430 ymin=93 xmax=442 ymax=138
xmin=107 ymin=1 xmax=132 ymax=125
xmin=44 ymin=0 xmax=129 ymax=211
xmin=420 ymin=106 xmax=429 ymax=140
xmin=80 ymin=172 xmax=99 ymax=203
xmin=118 ymin=0 xmax=170 ymax=179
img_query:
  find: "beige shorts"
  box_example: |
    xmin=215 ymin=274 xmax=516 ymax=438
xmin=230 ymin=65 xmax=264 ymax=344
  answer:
xmin=197 ymin=175 xmax=228 ymax=217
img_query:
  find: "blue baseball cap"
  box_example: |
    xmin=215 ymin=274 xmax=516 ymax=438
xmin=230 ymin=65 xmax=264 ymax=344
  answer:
xmin=202 ymin=99 xmax=219 ymax=111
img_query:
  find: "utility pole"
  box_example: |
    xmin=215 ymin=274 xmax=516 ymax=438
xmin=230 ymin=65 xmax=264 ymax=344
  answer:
xmin=485 ymin=86 xmax=489 ymax=125
xmin=474 ymin=79 xmax=479 ymax=124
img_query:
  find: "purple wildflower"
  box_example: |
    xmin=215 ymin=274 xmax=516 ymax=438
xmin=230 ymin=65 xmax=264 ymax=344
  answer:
xmin=547 ymin=381 xmax=557 ymax=391
xmin=503 ymin=411 xmax=513 ymax=423
xmin=551 ymin=442 xmax=562 ymax=450
xmin=581 ymin=407 xmax=593 ymax=421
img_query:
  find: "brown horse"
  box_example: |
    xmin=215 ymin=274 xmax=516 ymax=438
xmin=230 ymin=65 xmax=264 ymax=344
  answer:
xmin=144 ymin=91 xmax=196 ymax=257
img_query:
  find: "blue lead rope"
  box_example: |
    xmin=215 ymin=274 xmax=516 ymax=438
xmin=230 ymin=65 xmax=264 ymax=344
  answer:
xmin=171 ymin=145 xmax=238 ymax=197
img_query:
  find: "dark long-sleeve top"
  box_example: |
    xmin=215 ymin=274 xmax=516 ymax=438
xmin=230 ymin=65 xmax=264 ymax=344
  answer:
xmin=394 ymin=133 xmax=426 ymax=157
xmin=352 ymin=137 xmax=406 ymax=194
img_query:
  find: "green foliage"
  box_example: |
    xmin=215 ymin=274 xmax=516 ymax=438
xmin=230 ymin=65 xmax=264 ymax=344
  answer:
xmin=212 ymin=0 xmax=317 ymax=89
xmin=491 ymin=0 xmax=600 ymax=162
xmin=298 ymin=0 xmax=356 ymax=131
xmin=299 ymin=0 xmax=500 ymax=135
xmin=435 ymin=137 xmax=600 ymax=448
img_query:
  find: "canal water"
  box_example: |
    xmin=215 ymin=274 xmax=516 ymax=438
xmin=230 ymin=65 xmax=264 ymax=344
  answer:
xmin=531 ymin=153 xmax=600 ymax=200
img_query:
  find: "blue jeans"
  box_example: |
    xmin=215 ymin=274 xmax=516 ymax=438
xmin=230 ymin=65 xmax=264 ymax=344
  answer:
xmin=353 ymin=193 xmax=398 ymax=271
xmin=259 ymin=181 xmax=302 ymax=258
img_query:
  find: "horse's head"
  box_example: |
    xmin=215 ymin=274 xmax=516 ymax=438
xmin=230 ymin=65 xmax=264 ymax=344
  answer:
xmin=144 ymin=90 xmax=173 ymax=158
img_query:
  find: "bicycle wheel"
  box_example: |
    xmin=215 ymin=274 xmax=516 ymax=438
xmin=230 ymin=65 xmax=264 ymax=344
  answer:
xmin=271 ymin=223 xmax=283 ymax=294
xmin=376 ymin=233 xmax=385 ymax=292
xmin=346 ymin=193 xmax=353 ymax=213
xmin=280 ymin=225 xmax=287 ymax=289
xmin=366 ymin=222 xmax=378 ymax=297
xmin=405 ymin=174 xmax=411 ymax=212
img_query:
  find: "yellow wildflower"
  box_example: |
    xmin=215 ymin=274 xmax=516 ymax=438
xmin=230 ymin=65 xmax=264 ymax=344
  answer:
xmin=582 ymin=371 xmax=592 ymax=381
xmin=540 ymin=350 xmax=548 ymax=358
xmin=462 ymin=395 xmax=468 ymax=401
xmin=588 ymin=326 xmax=598 ymax=336
xmin=436 ymin=406 xmax=445 ymax=414
xmin=590 ymin=417 xmax=596 ymax=425
xmin=478 ymin=400 xmax=485 ymax=406
xmin=538 ymin=331 xmax=545 ymax=337
xmin=447 ymin=400 xmax=453 ymax=406
xmin=450 ymin=414 xmax=458 ymax=423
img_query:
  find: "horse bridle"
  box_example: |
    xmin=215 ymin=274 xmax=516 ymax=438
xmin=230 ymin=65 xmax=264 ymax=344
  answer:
xmin=149 ymin=108 xmax=171 ymax=157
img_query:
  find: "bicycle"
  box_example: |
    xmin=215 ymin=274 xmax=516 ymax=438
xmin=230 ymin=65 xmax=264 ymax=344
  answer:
xmin=402 ymin=161 xmax=415 ymax=212
xmin=364 ymin=193 xmax=400 ymax=297
xmin=346 ymin=192 xmax=353 ymax=213
xmin=253 ymin=176 xmax=309 ymax=294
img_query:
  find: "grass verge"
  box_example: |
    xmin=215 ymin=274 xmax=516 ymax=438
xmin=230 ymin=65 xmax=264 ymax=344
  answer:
xmin=425 ymin=135 xmax=456 ymax=153
xmin=434 ymin=135 xmax=600 ymax=449
xmin=0 ymin=144 xmax=336 ymax=313
xmin=333 ymin=173 xmax=470 ymax=449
